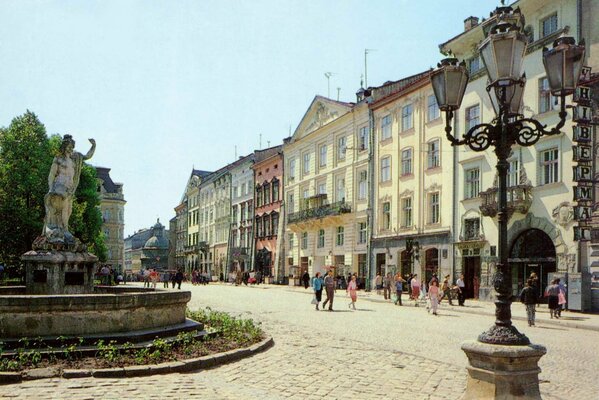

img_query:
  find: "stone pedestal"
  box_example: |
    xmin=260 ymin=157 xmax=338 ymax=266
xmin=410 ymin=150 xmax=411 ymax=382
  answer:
xmin=22 ymin=250 xmax=97 ymax=295
xmin=461 ymin=340 xmax=546 ymax=400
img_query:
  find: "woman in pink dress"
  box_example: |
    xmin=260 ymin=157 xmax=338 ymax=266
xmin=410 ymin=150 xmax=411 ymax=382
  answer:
xmin=347 ymin=275 xmax=358 ymax=310
xmin=428 ymin=280 xmax=440 ymax=315
xmin=411 ymin=274 xmax=421 ymax=302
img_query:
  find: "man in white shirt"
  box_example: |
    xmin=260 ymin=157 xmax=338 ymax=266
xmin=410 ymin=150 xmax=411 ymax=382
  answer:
xmin=456 ymin=274 xmax=466 ymax=306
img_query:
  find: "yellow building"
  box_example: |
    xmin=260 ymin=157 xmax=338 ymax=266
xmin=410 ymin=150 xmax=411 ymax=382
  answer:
xmin=183 ymin=169 xmax=211 ymax=273
xmin=283 ymin=96 xmax=370 ymax=284
xmin=439 ymin=0 xmax=599 ymax=309
xmin=370 ymin=72 xmax=455 ymax=285
xmin=96 ymin=166 xmax=126 ymax=272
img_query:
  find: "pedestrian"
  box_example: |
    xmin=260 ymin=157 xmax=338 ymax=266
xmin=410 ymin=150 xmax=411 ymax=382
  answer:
xmin=192 ymin=269 xmax=198 ymax=285
xmin=529 ymin=272 xmax=540 ymax=305
xmin=520 ymin=278 xmax=538 ymax=326
xmin=428 ymin=280 xmax=440 ymax=316
xmin=347 ymin=275 xmax=358 ymax=310
xmin=375 ymin=273 xmax=382 ymax=295
xmin=545 ymin=279 xmax=560 ymax=319
xmin=149 ymin=269 xmax=159 ymax=289
xmin=143 ymin=268 xmax=151 ymax=288
xmin=407 ymin=273 xmax=413 ymax=299
xmin=439 ymin=274 xmax=454 ymax=305
xmin=175 ymin=269 xmax=184 ymax=290
xmin=322 ymin=270 xmax=336 ymax=311
xmin=394 ymin=273 xmax=405 ymax=306
xmin=411 ymin=274 xmax=421 ymax=305
xmin=557 ymin=279 xmax=566 ymax=317
xmin=100 ymin=265 xmax=111 ymax=286
xmin=302 ymin=270 xmax=310 ymax=289
xmin=162 ymin=272 xmax=169 ymax=288
xmin=456 ymin=274 xmax=466 ymax=306
xmin=171 ymin=272 xmax=176 ymax=288
xmin=383 ymin=273 xmax=392 ymax=300
xmin=312 ymin=272 xmax=324 ymax=310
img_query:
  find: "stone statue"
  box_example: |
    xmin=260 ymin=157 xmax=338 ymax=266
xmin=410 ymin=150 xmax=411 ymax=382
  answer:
xmin=39 ymin=135 xmax=95 ymax=248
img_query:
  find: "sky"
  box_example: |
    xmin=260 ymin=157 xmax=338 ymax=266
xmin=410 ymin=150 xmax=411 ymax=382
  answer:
xmin=0 ymin=0 xmax=501 ymax=236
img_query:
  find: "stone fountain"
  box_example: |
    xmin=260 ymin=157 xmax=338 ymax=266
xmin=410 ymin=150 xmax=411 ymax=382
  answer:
xmin=0 ymin=135 xmax=200 ymax=344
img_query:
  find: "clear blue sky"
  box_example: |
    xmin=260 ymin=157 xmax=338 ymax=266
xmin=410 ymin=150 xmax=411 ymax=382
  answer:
xmin=0 ymin=0 xmax=500 ymax=236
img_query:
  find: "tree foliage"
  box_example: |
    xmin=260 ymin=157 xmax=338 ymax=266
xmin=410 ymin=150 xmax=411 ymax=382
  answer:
xmin=0 ymin=111 xmax=107 ymax=275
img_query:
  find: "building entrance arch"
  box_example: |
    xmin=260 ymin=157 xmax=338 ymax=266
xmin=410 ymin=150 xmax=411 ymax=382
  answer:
xmin=509 ymin=228 xmax=556 ymax=297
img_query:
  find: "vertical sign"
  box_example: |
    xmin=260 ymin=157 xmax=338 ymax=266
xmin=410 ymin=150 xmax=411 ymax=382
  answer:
xmin=572 ymin=66 xmax=596 ymax=241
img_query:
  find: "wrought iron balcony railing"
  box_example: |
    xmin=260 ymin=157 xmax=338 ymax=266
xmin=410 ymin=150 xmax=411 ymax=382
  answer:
xmin=479 ymin=184 xmax=532 ymax=218
xmin=287 ymin=201 xmax=352 ymax=224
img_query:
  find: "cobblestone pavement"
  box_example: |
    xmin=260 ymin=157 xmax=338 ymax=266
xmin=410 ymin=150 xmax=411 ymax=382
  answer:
xmin=2 ymin=283 xmax=598 ymax=400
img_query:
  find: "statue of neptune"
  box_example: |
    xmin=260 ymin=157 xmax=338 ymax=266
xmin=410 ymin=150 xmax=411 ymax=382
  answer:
xmin=41 ymin=135 xmax=95 ymax=246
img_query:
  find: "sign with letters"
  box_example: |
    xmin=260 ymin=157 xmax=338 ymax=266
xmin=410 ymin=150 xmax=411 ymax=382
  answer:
xmin=572 ymin=66 xmax=596 ymax=241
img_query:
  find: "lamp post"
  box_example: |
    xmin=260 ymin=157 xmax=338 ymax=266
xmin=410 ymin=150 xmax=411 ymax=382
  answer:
xmin=431 ymin=5 xmax=584 ymax=397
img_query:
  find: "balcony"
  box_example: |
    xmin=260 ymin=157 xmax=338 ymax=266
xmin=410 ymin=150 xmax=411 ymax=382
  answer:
xmin=183 ymin=244 xmax=198 ymax=254
xmin=479 ymin=184 xmax=532 ymax=218
xmin=230 ymin=247 xmax=250 ymax=260
xmin=288 ymin=199 xmax=352 ymax=224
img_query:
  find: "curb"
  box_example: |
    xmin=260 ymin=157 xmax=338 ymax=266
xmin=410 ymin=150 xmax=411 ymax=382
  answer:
xmin=0 ymin=336 xmax=274 ymax=385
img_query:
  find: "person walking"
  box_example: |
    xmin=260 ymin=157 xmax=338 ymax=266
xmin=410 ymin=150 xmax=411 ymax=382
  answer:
xmin=520 ymin=279 xmax=538 ymax=326
xmin=439 ymin=275 xmax=454 ymax=306
xmin=383 ymin=273 xmax=392 ymax=300
xmin=545 ymin=279 xmax=560 ymax=319
xmin=322 ymin=270 xmax=336 ymax=311
xmin=557 ymin=278 xmax=567 ymax=317
xmin=407 ymin=274 xmax=413 ymax=299
xmin=411 ymin=274 xmax=421 ymax=306
xmin=347 ymin=275 xmax=358 ymax=310
xmin=175 ymin=269 xmax=184 ymax=290
xmin=375 ymin=273 xmax=382 ymax=295
xmin=302 ymin=270 xmax=310 ymax=289
xmin=456 ymin=274 xmax=466 ymax=306
xmin=312 ymin=272 xmax=324 ymax=310
xmin=428 ymin=280 xmax=440 ymax=315
xmin=149 ymin=269 xmax=159 ymax=289
xmin=529 ymin=272 xmax=540 ymax=306
xmin=394 ymin=273 xmax=405 ymax=306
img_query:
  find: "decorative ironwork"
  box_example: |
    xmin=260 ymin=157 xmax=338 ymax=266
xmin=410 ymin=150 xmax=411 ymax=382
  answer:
xmin=479 ymin=184 xmax=532 ymax=217
xmin=288 ymin=201 xmax=352 ymax=224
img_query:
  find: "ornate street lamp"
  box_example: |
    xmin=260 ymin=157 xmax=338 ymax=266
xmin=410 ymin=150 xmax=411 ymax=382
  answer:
xmin=432 ymin=6 xmax=584 ymax=346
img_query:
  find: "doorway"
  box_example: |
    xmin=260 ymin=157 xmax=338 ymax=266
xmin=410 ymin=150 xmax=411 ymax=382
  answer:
xmin=462 ymin=254 xmax=480 ymax=299
xmin=376 ymin=253 xmax=386 ymax=277
xmin=509 ymin=228 xmax=556 ymax=298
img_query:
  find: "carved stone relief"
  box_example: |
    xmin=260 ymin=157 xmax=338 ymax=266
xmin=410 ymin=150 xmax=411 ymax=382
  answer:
xmin=551 ymin=202 xmax=574 ymax=227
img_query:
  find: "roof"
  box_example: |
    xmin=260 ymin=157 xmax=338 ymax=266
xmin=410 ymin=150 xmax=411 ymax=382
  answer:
xmin=369 ymin=70 xmax=432 ymax=109
xmin=95 ymin=166 xmax=120 ymax=194
xmin=254 ymin=144 xmax=283 ymax=165
xmin=192 ymin=169 xmax=212 ymax=178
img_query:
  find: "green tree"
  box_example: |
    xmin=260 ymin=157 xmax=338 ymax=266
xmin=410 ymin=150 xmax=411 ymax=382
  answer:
xmin=71 ymin=164 xmax=107 ymax=262
xmin=0 ymin=111 xmax=54 ymax=274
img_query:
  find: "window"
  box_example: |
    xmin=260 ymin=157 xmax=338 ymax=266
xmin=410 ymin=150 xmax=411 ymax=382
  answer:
xmin=318 ymin=229 xmax=325 ymax=248
xmin=380 ymin=157 xmax=391 ymax=182
xmin=507 ymin=159 xmax=519 ymax=187
xmin=272 ymin=213 xmax=279 ymax=236
xmin=468 ymin=56 xmax=481 ymax=74
xmin=429 ymin=192 xmax=440 ymax=224
xmin=539 ymin=148 xmax=559 ymax=185
xmin=401 ymin=104 xmax=413 ymax=131
xmin=336 ymin=177 xmax=345 ymax=202
xmin=337 ymin=136 xmax=347 ymax=160
xmin=319 ymin=144 xmax=327 ymax=167
xmin=401 ymin=197 xmax=412 ymax=227
xmin=541 ymin=13 xmax=558 ymax=38
xmin=256 ymin=217 xmax=263 ymax=237
xmin=381 ymin=114 xmax=392 ymax=140
xmin=287 ymin=193 xmax=294 ymax=214
xmin=272 ymin=180 xmax=279 ymax=202
xmin=427 ymin=140 xmax=440 ymax=169
xmin=288 ymin=233 xmax=295 ymax=248
xmin=301 ymin=232 xmax=308 ymax=249
xmin=382 ymin=202 xmax=391 ymax=230
xmin=465 ymin=168 xmax=480 ymax=199
xmin=464 ymin=218 xmax=480 ymax=240
xmin=264 ymin=215 xmax=271 ymax=237
xmin=539 ymin=77 xmax=558 ymax=113
xmin=358 ymin=126 xmax=369 ymax=151
xmin=317 ymin=182 xmax=327 ymax=195
xmin=241 ymin=183 xmax=246 ymax=196
xmin=358 ymin=222 xmax=367 ymax=244
xmin=401 ymin=148 xmax=412 ymax=175
xmin=465 ymin=105 xmax=480 ymax=131
xmin=358 ymin=170 xmax=367 ymax=200
xmin=263 ymin=183 xmax=271 ymax=205
xmin=427 ymin=95 xmax=440 ymax=122
xmin=232 ymin=205 xmax=238 ymax=223
xmin=303 ymin=152 xmax=310 ymax=175
xmin=336 ymin=226 xmax=344 ymax=246
xmin=288 ymin=158 xmax=296 ymax=181
xmin=240 ymin=203 xmax=246 ymax=221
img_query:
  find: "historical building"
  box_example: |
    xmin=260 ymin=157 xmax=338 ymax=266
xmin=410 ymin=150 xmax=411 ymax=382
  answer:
xmin=440 ymin=0 xmax=599 ymax=310
xmin=369 ymin=72 xmax=455 ymax=286
xmin=228 ymin=154 xmax=255 ymax=276
xmin=283 ymin=96 xmax=369 ymax=284
xmin=168 ymin=216 xmax=176 ymax=270
xmin=253 ymin=145 xmax=283 ymax=282
xmin=96 ymin=166 xmax=126 ymax=272
xmin=183 ymin=169 xmax=212 ymax=272
xmin=124 ymin=219 xmax=169 ymax=272
xmin=174 ymin=200 xmax=187 ymax=271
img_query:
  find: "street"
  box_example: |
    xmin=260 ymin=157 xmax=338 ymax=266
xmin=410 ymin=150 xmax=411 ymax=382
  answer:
xmin=2 ymin=283 xmax=598 ymax=399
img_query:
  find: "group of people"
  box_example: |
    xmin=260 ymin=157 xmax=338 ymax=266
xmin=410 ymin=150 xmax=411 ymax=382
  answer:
xmin=234 ymin=269 xmax=263 ymax=286
xmin=141 ymin=268 xmax=184 ymax=289
xmin=190 ymin=269 xmax=210 ymax=285
xmin=519 ymin=272 xmax=567 ymax=326
xmin=310 ymin=270 xmax=360 ymax=311
xmin=97 ymin=264 xmax=122 ymax=286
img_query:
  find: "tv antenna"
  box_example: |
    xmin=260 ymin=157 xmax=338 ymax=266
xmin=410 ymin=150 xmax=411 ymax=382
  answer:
xmin=324 ymin=72 xmax=336 ymax=98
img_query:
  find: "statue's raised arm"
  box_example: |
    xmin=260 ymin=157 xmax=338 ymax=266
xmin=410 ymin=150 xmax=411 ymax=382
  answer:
xmin=83 ymin=138 xmax=96 ymax=160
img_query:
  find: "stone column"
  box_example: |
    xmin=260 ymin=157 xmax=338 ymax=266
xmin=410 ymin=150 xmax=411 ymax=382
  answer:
xmin=461 ymin=340 xmax=546 ymax=400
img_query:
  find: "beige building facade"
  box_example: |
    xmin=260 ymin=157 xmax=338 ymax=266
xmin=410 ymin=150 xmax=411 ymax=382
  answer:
xmin=96 ymin=166 xmax=125 ymax=272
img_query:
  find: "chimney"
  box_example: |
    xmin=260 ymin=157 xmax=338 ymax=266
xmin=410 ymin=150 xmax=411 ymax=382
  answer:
xmin=464 ymin=16 xmax=479 ymax=31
